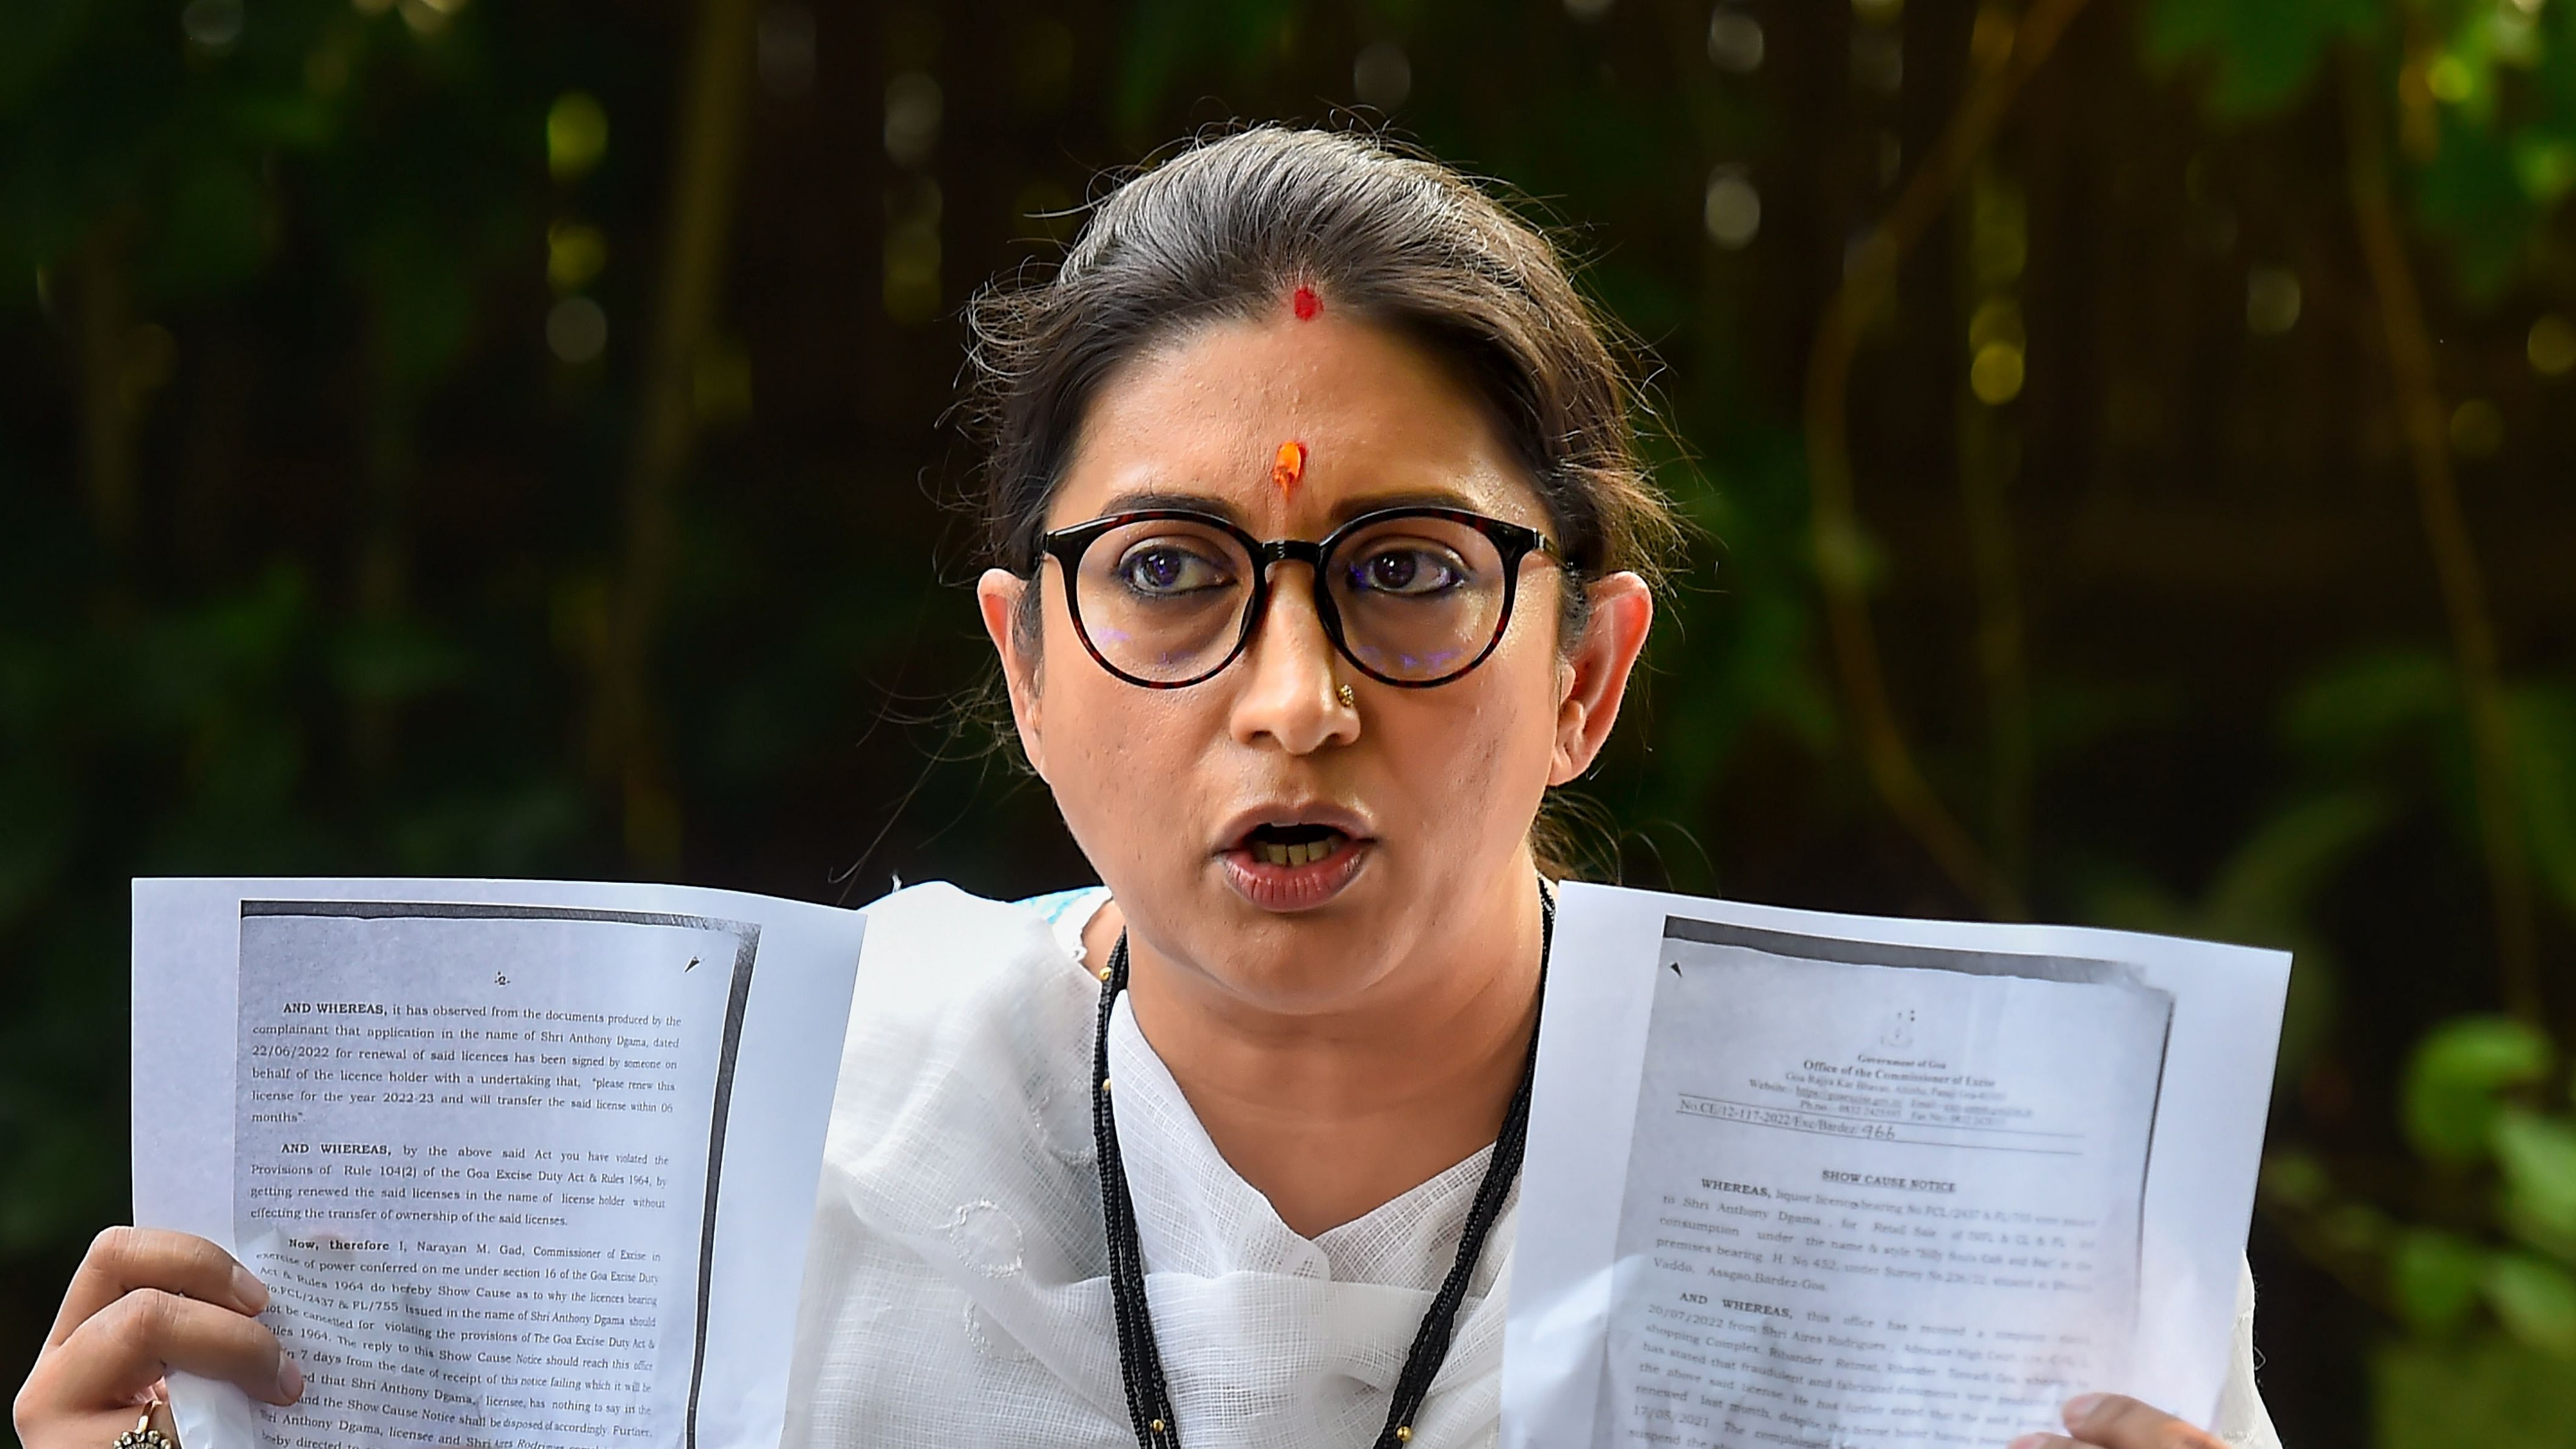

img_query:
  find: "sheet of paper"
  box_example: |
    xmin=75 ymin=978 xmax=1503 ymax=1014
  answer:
xmin=1502 ymin=883 xmax=2288 ymax=1449
xmin=132 ymin=879 xmax=865 ymax=1449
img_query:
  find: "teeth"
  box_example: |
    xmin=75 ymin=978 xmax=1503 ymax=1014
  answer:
xmin=1254 ymin=838 xmax=1337 ymax=868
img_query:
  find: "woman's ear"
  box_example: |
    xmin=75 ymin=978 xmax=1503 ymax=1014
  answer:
xmin=976 ymin=568 xmax=1051 ymax=781
xmin=1548 ymin=572 xmax=1653 ymax=787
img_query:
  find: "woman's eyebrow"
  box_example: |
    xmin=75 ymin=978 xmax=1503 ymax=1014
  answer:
xmin=1096 ymin=489 xmax=1248 ymax=522
xmin=1088 ymin=486 xmax=1506 ymax=530
xmin=1326 ymin=487 xmax=1492 ymax=524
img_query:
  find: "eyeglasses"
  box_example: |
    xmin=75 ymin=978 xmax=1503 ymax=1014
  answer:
xmin=1027 ymin=506 xmax=1561 ymax=689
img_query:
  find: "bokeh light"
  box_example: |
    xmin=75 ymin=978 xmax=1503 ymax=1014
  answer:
xmin=2528 ymin=314 xmax=2576 ymax=376
xmin=1707 ymin=9 xmax=1764 ymax=73
xmin=399 ymin=0 xmax=464 ymax=37
xmin=2428 ymin=55 xmax=2475 ymax=104
xmin=2449 ymin=398 xmax=2503 ymax=458
xmin=1970 ymin=342 xmax=2025 ymax=406
xmin=545 ymin=297 xmax=607 ymax=364
xmin=884 ymin=181 xmax=942 ymax=325
xmin=2517 ymin=140 xmax=2576 ymax=203
xmin=1970 ymin=297 xmax=2024 ymax=353
xmin=1853 ymin=28 xmax=1904 ymax=92
xmin=181 ymin=0 xmax=244 ymax=52
xmin=547 ymin=223 xmax=606 ymax=295
xmin=1354 ymin=41 xmax=1411 ymax=110
xmin=2247 ymin=267 xmax=2301 ymax=336
xmin=547 ymin=93 xmax=608 ymax=183
xmin=885 ymin=73 xmax=943 ymax=168
xmin=1704 ymin=169 xmax=1761 ymax=250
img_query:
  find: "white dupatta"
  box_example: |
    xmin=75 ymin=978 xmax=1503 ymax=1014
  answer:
xmin=781 ymin=884 xmax=2279 ymax=1448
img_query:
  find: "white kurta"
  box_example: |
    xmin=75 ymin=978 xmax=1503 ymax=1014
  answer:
xmin=782 ymin=883 xmax=2283 ymax=1448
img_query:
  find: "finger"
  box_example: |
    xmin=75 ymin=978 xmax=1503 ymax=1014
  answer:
xmin=35 ymin=1289 xmax=300 ymax=1412
xmin=2059 ymin=1393 xmax=2227 ymax=1449
xmin=2006 ymin=1437 xmax=2082 ymax=1449
xmin=49 ymin=1229 xmax=267 ymax=1347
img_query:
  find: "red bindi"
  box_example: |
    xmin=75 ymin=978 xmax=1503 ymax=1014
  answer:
xmin=1292 ymin=286 xmax=1321 ymax=320
xmin=1271 ymin=440 xmax=1308 ymax=498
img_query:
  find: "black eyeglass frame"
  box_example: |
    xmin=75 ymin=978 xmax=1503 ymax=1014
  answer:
xmin=1027 ymin=505 xmax=1561 ymax=689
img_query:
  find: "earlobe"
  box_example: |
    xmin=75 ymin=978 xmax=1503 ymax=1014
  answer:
xmin=1547 ymin=572 xmax=1655 ymax=788
xmin=976 ymin=568 xmax=1049 ymax=778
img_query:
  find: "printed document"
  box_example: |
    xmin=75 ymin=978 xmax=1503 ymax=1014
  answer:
xmin=1503 ymin=884 xmax=2287 ymax=1449
xmin=132 ymin=879 xmax=865 ymax=1449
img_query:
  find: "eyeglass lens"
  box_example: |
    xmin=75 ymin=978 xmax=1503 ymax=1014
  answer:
xmin=1070 ymin=514 xmax=1513 ymax=685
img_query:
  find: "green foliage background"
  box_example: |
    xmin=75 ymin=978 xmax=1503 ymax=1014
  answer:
xmin=4 ymin=0 xmax=2576 ymax=1444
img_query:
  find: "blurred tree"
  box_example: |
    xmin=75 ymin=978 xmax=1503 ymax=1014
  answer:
xmin=5 ymin=2 xmax=2575 ymax=1447
xmin=2138 ymin=1 xmax=2576 ymax=1441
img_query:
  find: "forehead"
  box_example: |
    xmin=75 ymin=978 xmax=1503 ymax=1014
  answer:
xmin=1049 ymin=311 xmax=1537 ymax=529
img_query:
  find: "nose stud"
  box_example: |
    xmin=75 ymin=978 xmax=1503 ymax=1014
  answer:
xmin=1336 ymin=682 xmax=1356 ymax=711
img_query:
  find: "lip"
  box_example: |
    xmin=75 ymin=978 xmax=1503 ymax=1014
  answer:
xmin=1213 ymin=802 xmax=1376 ymax=850
xmin=1213 ymin=802 xmax=1377 ymax=913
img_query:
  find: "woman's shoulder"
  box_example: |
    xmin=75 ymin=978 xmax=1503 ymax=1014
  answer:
xmin=837 ymin=880 xmax=1106 ymax=1049
xmin=792 ymin=883 xmax=1119 ymax=1428
xmin=1006 ymin=884 xmax=1115 ymax=969
xmin=853 ymin=879 xmax=1104 ymax=987
xmin=822 ymin=882 xmax=1106 ymax=1193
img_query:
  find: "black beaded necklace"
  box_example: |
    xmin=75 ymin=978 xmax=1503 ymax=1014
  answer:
xmin=1088 ymin=887 xmax=1552 ymax=1449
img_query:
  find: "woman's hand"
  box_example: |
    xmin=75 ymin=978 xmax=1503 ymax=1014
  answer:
xmin=12 ymin=1228 xmax=304 ymax=1449
xmin=2010 ymin=1393 xmax=2228 ymax=1449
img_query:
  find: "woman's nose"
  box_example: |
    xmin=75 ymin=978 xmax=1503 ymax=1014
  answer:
xmin=1227 ymin=566 xmax=1361 ymax=755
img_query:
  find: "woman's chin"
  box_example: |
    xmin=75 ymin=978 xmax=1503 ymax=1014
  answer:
xmin=1217 ymin=838 xmax=1372 ymax=912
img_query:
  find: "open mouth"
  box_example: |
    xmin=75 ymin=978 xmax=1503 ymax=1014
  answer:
xmin=1216 ymin=808 xmax=1373 ymax=910
xmin=1240 ymin=822 xmax=1352 ymax=868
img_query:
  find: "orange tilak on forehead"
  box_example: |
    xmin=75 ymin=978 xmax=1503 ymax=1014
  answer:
xmin=1270 ymin=440 xmax=1308 ymax=499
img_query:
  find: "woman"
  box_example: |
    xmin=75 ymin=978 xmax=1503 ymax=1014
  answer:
xmin=15 ymin=128 xmax=2277 ymax=1449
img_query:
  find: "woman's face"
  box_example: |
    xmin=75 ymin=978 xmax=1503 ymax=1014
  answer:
xmin=977 ymin=305 xmax=1651 ymax=1013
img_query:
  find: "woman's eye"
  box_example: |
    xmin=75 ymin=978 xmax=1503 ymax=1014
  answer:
xmin=1117 ymin=544 xmax=1229 ymax=595
xmin=1351 ymin=547 xmax=1464 ymax=597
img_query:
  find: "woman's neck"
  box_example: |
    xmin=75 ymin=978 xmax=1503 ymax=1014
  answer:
xmin=1090 ymin=871 xmax=1544 ymax=1240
